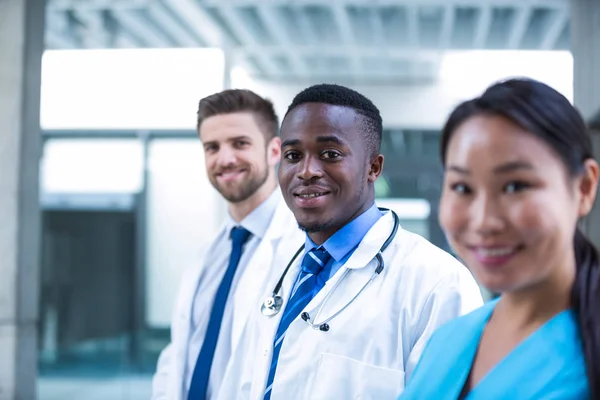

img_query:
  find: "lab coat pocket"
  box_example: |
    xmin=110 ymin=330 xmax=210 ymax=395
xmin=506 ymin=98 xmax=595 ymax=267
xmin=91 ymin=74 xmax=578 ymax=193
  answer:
xmin=310 ymin=353 xmax=404 ymax=400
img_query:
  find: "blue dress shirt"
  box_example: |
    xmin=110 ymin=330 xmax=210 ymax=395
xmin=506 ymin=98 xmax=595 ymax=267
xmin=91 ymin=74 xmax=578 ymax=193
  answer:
xmin=295 ymin=203 xmax=383 ymax=296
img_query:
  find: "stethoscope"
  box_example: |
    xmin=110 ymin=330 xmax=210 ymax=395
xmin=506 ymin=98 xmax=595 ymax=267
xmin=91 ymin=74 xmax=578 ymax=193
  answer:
xmin=260 ymin=208 xmax=400 ymax=332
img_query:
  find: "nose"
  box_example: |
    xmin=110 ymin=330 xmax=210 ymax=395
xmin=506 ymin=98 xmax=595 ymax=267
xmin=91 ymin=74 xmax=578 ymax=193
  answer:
xmin=215 ymin=145 xmax=237 ymax=168
xmin=470 ymin=194 xmax=505 ymax=236
xmin=296 ymin=155 xmax=323 ymax=181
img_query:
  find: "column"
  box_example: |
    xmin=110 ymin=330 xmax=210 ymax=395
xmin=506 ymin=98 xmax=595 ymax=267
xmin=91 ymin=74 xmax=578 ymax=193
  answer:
xmin=571 ymin=0 xmax=600 ymax=248
xmin=0 ymin=0 xmax=46 ymax=398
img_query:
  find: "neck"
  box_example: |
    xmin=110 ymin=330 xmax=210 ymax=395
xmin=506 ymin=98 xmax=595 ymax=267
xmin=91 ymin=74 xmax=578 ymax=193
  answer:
xmin=308 ymin=197 xmax=375 ymax=245
xmin=228 ymin=174 xmax=277 ymax=223
xmin=497 ymin=252 xmax=576 ymax=328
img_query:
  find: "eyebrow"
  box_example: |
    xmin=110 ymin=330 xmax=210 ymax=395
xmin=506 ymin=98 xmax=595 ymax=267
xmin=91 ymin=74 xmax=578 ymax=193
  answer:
xmin=316 ymin=135 xmax=346 ymax=145
xmin=493 ymin=161 xmax=534 ymax=174
xmin=281 ymin=138 xmax=301 ymax=147
xmin=281 ymin=135 xmax=347 ymax=148
xmin=447 ymin=161 xmax=534 ymax=175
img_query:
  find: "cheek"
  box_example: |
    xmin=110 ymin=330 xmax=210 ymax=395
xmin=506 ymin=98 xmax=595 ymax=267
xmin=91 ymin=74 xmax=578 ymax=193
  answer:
xmin=240 ymin=150 xmax=263 ymax=168
xmin=507 ymin=195 xmax=563 ymax=242
xmin=439 ymin=194 xmax=467 ymax=237
xmin=509 ymin=195 xmax=579 ymax=263
xmin=205 ymin=155 xmax=216 ymax=171
xmin=277 ymin=164 xmax=292 ymax=185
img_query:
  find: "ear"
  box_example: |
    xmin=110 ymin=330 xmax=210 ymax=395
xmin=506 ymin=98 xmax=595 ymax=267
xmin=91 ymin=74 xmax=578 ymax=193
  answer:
xmin=368 ymin=154 xmax=384 ymax=183
xmin=577 ymin=158 xmax=599 ymax=217
xmin=267 ymin=136 xmax=282 ymax=168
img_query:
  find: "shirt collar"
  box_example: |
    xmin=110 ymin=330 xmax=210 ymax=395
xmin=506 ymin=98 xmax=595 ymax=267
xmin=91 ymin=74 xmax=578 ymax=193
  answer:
xmin=304 ymin=203 xmax=382 ymax=262
xmin=225 ymin=188 xmax=280 ymax=239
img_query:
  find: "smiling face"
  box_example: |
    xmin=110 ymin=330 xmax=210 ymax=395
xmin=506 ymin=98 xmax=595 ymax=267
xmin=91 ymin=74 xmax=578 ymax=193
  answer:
xmin=439 ymin=114 xmax=594 ymax=293
xmin=200 ymin=112 xmax=280 ymax=203
xmin=278 ymin=103 xmax=383 ymax=244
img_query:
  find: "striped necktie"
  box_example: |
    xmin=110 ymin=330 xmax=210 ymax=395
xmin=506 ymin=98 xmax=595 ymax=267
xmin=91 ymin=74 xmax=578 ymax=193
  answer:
xmin=263 ymin=247 xmax=332 ymax=400
xmin=187 ymin=226 xmax=251 ymax=400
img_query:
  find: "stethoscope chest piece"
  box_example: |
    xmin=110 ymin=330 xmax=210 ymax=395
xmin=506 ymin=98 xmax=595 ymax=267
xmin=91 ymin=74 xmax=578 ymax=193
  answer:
xmin=261 ymin=295 xmax=283 ymax=316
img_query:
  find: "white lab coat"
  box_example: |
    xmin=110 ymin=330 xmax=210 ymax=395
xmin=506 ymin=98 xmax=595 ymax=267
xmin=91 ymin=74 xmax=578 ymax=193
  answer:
xmin=218 ymin=210 xmax=484 ymax=400
xmin=151 ymin=195 xmax=304 ymax=400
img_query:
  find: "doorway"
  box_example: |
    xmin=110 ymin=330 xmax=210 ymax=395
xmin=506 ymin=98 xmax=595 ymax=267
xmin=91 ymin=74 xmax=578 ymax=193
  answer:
xmin=39 ymin=209 xmax=138 ymax=372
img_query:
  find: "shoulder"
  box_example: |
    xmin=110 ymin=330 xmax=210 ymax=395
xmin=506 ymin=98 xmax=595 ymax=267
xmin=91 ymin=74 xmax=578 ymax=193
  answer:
xmin=411 ymin=301 xmax=494 ymax=366
xmin=265 ymin=195 xmax=302 ymax=239
xmin=436 ymin=300 xmax=496 ymax=337
xmin=388 ymin=228 xmax=477 ymax=289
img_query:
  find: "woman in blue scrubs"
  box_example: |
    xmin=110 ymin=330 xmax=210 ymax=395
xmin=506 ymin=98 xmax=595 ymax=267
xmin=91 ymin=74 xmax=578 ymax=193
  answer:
xmin=400 ymin=78 xmax=600 ymax=399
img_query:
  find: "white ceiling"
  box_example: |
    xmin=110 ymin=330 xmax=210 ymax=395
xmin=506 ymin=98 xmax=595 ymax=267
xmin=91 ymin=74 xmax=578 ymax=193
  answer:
xmin=45 ymin=0 xmax=571 ymax=83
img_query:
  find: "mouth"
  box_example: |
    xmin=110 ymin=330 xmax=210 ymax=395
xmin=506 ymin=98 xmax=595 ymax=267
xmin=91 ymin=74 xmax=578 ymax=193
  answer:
xmin=216 ymin=169 xmax=246 ymax=183
xmin=294 ymin=192 xmax=329 ymax=199
xmin=292 ymin=188 xmax=332 ymax=208
xmin=468 ymin=245 xmax=522 ymax=267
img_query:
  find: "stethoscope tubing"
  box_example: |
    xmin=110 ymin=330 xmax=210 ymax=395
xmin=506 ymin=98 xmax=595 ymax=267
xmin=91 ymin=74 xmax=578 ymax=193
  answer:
xmin=260 ymin=208 xmax=400 ymax=329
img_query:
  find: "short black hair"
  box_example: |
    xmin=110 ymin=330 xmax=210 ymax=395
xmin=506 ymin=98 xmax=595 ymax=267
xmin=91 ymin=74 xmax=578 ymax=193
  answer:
xmin=284 ymin=83 xmax=382 ymax=157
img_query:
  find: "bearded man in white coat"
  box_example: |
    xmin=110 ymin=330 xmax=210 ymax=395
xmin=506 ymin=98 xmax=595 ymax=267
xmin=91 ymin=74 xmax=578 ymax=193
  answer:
xmin=217 ymin=83 xmax=484 ymax=400
xmin=151 ymin=89 xmax=303 ymax=400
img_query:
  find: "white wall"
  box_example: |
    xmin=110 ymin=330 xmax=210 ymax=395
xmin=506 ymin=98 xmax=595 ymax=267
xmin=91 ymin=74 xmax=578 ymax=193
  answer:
xmin=232 ymin=51 xmax=573 ymax=129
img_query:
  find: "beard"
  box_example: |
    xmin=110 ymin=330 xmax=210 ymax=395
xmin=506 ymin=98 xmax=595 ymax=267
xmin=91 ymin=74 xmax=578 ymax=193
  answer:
xmin=297 ymin=219 xmax=335 ymax=233
xmin=211 ymin=163 xmax=269 ymax=203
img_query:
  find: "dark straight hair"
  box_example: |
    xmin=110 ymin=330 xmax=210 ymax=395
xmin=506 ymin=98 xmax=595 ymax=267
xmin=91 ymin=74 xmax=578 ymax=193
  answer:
xmin=440 ymin=78 xmax=599 ymax=398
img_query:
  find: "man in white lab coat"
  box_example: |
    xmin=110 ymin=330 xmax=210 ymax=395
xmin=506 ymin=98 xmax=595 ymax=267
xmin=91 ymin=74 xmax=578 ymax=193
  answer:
xmin=151 ymin=89 xmax=303 ymax=400
xmin=219 ymin=84 xmax=484 ymax=400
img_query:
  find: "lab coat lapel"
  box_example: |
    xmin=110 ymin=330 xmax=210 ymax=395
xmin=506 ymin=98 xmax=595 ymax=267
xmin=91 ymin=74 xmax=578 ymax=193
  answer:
xmin=172 ymin=223 xmax=229 ymax=400
xmin=231 ymin=238 xmax=273 ymax=353
xmin=167 ymin=265 xmax=207 ymax=400
xmin=300 ymin=212 xmax=396 ymax=316
xmin=250 ymin=246 xmax=304 ymax=400
xmin=232 ymin=196 xmax=303 ymax=361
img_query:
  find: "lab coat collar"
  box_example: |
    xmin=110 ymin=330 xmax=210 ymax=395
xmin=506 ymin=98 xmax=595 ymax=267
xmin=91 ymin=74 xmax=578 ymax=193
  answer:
xmin=304 ymin=203 xmax=382 ymax=263
xmin=261 ymin=189 xmax=291 ymax=241
xmin=341 ymin=210 xmax=400 ymax=270
xmin=223 ymin=188 xmax=287 ymax=241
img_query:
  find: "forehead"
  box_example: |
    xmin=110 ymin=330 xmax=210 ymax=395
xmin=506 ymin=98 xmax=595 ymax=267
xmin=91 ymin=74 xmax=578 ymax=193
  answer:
xmin=199 ymin=112 xmax=263 ymax=142
xmin=446 ymin=115 xmax=564 ymax=169
xmin=281 ymin=103 xmax=360 ymax=142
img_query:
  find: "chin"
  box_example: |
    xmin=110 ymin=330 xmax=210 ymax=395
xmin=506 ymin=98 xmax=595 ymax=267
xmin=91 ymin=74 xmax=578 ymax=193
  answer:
xmin=475 ymin=274 xmax=520 ymax=294
xmin=297 ymin=217 xmax=335 ymax=234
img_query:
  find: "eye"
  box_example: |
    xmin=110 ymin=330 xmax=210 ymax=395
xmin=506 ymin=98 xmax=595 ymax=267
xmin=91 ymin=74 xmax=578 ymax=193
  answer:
xmin=235 ymin=140 xmax=250 ymax=148
xmin=284 ymin=151 xmax=301 ymax=161
xmin=321 ymin=150 xmax=341 ymax=160
xmin=204 ymin=144 xmax=218 ymax=153
xmin=450 ymin=182 xmax=472 ymax=195
xmin=504 ymin=181 xmax=531 ymax=194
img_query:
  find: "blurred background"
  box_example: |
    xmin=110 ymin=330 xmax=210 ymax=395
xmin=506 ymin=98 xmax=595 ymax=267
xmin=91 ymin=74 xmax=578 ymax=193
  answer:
xmin=2 ymin=0 xmax=599 ymax=399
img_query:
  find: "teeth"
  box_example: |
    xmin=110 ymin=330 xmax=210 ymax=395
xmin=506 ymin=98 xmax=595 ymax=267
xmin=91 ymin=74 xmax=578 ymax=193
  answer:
xmin=298 ymin=192 xmax=325 ymax=199
xmin=477 ymin=248 xmax=515 ymax=257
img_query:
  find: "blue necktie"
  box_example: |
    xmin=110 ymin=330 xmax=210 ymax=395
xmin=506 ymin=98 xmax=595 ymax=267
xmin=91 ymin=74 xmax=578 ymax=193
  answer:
xmin=263 ymin=247 xmax=332 ymax=400
xmin=188 ymin=226 xmax=251 ymax=400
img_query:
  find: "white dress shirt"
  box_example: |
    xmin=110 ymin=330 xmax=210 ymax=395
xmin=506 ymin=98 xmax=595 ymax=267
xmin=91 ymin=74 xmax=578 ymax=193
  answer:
xmin=184 ymin=189 xmax=280 ymax=399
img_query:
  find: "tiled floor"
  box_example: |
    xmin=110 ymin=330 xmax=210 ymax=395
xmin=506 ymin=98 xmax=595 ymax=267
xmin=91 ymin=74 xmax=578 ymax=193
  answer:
xmin=38 ymin=375 xmax=153 ymax=400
